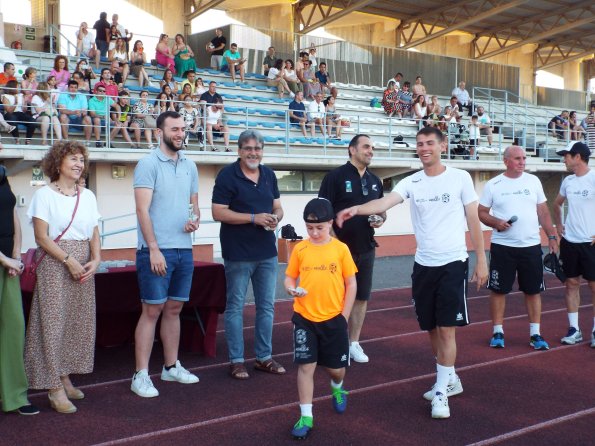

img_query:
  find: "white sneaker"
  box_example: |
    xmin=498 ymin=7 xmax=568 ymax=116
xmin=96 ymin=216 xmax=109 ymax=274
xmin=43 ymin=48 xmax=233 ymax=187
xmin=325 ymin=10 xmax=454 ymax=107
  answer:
xmin=349 ymin=342 xmax=369 ymax=363
xmin=560 ymin=327 xmax=583 ymax=345
xmin=161 ymin=360 xmax=199 ymax=384
xmin=431 ymin=392 xmax=450 ymax=419
xmin=591 ymin=331 xmax=595 ymax=348
xmin=131 ymin=369 xmax=159 ymax=398
xmin=423 ymin=376 xmax=464 ymax=401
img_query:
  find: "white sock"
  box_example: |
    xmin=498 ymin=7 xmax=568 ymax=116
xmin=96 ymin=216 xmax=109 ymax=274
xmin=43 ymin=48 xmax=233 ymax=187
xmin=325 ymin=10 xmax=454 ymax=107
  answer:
xmin=529 ymin=323 xmax=540 ymax=337
xmin=300 ymin=403 xmax=313 ymax=418
xmin=350 ymin=341 xmax=359 ymax=347
xmin=493 ymin=324 xmax=504 ymax=334
xmin=330 ymin=379 xmax=343 ymax=389
xmin=567 ymin=312 xmax=579 ymax=330
xmin=435 ymin=364 xmax=454 ymax=396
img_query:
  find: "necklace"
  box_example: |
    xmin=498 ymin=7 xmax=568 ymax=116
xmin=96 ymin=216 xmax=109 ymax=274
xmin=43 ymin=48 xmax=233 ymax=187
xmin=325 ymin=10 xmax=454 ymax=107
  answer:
xmin=54 ymin=182 xmax=78 ymax=197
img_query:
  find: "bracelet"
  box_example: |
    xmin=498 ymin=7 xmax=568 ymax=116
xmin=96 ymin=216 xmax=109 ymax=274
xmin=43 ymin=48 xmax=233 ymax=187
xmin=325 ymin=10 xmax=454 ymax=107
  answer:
xmin=547 ymin=235 xmax=557 ymax=240
xmin=250 ymin=213 xmax=255 ymax=224
xmin=62 ymin=254 xmax=70 ymax=264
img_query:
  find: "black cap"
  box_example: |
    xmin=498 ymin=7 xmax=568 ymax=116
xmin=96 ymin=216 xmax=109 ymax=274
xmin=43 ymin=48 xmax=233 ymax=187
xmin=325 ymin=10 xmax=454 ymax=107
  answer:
xmin=556 ymin=141 xmax=591 ymax=158
xmin=543 ymin=253 xmax=566 ymax=283
xmin=303 ymin=198 xmax=334 ymax=223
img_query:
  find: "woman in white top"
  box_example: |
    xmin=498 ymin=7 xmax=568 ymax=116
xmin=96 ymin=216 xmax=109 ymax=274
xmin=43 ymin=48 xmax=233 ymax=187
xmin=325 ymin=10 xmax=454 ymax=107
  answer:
xmin=266 ymin=59 xmax=293 ymax=99
xmin=413 ymin=95 xmax=428 ymax=124
xmin=25 ymin=141 xmax=101 ymax=414
xmin=108 ymin=37 xmax=130 ymax=85
xmin=31 ymin=82 xmax=62 ymax=145
xmin=194 ymin=77 xmax=208 ymax=97
xmin=283 ymin=59 xmax=302 ymax=94
xmin=75 ymin=22 xmax=100 ymax=69
xmin=205 ymin=98 xmax=230 ymax=151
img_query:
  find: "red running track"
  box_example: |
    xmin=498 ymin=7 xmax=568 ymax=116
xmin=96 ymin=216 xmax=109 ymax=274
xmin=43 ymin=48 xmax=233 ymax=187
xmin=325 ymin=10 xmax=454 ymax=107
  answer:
xmin=0 ymin=277 xmax=593 ymax=445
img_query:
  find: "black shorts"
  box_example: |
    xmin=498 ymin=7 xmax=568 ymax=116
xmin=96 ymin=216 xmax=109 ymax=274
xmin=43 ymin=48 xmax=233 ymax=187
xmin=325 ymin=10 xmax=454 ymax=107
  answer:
xmin=353 ymin=249 xmax=375 ymax=301
xmin=560 ymin=238 xmax=595 ymax=281
xmin=411 ymin=259 xmax=469 ymax=331
xmin=292 ymin=312 xmax=349 ymax=369
xmin=487 ymin=243 xmax=545 ymax=295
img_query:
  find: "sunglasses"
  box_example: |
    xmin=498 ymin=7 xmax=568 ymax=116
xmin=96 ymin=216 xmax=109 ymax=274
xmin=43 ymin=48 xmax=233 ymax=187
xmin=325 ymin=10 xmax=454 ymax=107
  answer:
xmin=361 ymin=176 xmax=368 ymax=196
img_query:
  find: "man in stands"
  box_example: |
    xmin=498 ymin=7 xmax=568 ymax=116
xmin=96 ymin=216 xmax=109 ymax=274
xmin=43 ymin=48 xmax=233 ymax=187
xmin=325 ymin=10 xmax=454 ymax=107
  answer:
xmin=288 ymin=91 xmax=308 ymax=137
xmin=315 ymin=62 xmax=332 ymax=96
xmin=386 ymin=72 xmax=403 ymax=90
xmin=448 ymin=96 xmax=462 ymax=120
xmin=92 ymin=12 xmax=111 ymax=58
xmin=96 ymin=68 xmax=119 ymax=98
xmin=200 ymin=81 xmax=223 ymax=105
xmin=88 ymin=84 xmax=115 ymax=147
xmin=296 ymin=52 xmax=309 ymax=83
xmin=0 ymin=63 xmax=16 ymax=86
xmin=206 ymin=28 xmax=226 ymax=70
xmin=549 ymin=110 xmax=569 ymax=140
xmin=479 ymin=146 xmax=557 ymax=351
xmin=262 ymin=46 xmax=276 ymax=77
xmin=181 ymin=70 xmax=197 ymax=94
xmin=452 ymin=81 xmax=473 ymax=116
xmin=476 ymin=106 xmax=494 ymax=147
xmin=552 ymin=141 xmax=595 ymax=348
xmin=307 ymin=92 xmax=326 ymax=137
xmin=57 ymin=80 xmax=92 ymax=142
xmin=221 ymin=43 xmax=246 ymax=83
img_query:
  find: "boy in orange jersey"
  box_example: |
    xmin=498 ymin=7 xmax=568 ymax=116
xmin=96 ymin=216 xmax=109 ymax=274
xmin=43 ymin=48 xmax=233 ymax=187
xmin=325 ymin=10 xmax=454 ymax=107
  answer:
xmin=285 ymin=198 xmax=357 ymax=440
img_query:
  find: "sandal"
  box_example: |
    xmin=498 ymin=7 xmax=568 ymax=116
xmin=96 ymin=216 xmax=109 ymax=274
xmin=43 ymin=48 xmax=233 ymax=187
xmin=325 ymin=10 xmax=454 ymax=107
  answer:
xmin=230 ymin=362 xmax=250 ymax=380
xmin=254 ymin=358 xmax=286 ymax=375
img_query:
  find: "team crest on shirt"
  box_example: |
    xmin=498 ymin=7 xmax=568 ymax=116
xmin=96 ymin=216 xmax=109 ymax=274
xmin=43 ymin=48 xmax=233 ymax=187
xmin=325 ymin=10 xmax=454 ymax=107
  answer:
xmin=582 ymin=189 xmax=589 ymax=197
xmin=442 ymin=193 xmax=450 ymax=203
xmin=524 ymin=189 xmax=530 ymax=195
xmin=295 ymin=329 xmax=307 ymax=345
xmin=330 ymin=263 xmax=337 ymax=273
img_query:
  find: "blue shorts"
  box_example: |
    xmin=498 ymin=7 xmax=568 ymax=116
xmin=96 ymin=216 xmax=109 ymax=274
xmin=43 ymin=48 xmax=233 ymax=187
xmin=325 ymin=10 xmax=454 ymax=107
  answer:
xmin=67 ymin=114 xmax=85 ymax=130
xmin=221 ymin=64 xmax=240 ymax=73
xmin=136 ymin=248 xmax=194 ymax=304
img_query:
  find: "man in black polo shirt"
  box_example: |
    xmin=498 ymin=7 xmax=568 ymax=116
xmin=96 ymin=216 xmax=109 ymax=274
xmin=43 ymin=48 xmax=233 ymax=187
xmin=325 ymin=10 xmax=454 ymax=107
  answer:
xmin=318 ymin=134 xmax=385 ymax=363
xmin=206 ymin=28 xmax=227 ymax=70
xmin=200 ymin=81 xmax=223 ymax=105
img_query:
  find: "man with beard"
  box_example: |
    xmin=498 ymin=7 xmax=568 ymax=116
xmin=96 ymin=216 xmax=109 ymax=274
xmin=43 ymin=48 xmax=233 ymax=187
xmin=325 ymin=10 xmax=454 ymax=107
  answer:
xmin=212 ymin=129 xmax=286 ymax=380
xmin=131 ymin=111 xmax=200 ymax=398
xmin=476 ymin=106 xmax=493 ymax=147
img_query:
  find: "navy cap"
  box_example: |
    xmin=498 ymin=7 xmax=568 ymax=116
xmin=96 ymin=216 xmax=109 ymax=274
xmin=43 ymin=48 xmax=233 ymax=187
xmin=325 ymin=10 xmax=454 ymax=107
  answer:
xmin=556 ymin=141 xmax=591 ymax=158
xmin=303 ymin=198 xmax=334 ymax=223
xmin=543 ymin=253 xmax=566 ymax=283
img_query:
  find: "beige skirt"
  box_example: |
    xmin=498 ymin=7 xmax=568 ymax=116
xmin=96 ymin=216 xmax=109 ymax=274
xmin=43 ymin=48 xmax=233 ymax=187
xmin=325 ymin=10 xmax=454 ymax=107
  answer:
xmin=24 ymin=240 xmax=96 ymax=389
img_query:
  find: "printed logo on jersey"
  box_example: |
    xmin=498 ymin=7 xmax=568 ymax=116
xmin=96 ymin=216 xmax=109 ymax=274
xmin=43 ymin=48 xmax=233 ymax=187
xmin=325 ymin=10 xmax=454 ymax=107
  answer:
xmin=372 ymin=184 xmax=378 ymax=191
xmin=582 ymin=189 xmax=589 ymax=197
xmin=442 ymin=193 xmax=450 ymax=203
xmin=302 ymin=263 xmax=338 ymax=274
xmin=295 ymin=329 xmax=307 ymax=345
xmin=524 ymin=189 xmax=530 ymax=195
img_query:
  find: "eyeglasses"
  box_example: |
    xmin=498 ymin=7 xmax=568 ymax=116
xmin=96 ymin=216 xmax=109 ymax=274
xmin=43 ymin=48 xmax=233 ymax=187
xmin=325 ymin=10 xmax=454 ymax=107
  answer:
xmin=96 ymin=89 xmax=106 ymax=93
xmin=361 ymin=176 xmax=369 ymax=196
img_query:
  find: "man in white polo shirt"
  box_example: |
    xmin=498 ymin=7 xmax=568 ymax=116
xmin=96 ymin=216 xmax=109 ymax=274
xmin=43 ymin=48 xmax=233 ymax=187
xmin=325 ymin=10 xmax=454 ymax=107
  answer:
xmin=307 ymin=92 xmax=326 ymax=137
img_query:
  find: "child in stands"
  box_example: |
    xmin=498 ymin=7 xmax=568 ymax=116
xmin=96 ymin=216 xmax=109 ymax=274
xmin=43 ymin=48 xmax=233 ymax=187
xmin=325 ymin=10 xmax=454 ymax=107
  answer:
xmin=285 ymin=198 xmax=357 ymax=440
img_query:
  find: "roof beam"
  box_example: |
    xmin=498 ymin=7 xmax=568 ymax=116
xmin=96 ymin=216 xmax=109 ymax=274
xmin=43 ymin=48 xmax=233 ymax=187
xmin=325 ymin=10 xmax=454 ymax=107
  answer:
xmin=186 ymin=0 xmax=226 ymax=21
xmin=538 ymin=50 xmax=594 ymax=70
xmin=535 ymin=37 xmax=595 ymax=70
xmin=294 ymin=0 xmax=378 ymax=34
xmin=398 ymin=0 xmax=529 ymax=50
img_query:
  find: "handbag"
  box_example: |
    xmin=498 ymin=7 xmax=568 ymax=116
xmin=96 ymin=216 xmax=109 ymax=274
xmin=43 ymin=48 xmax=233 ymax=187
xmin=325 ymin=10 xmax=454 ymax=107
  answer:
xmin=20 ymin=188 xmax=81 ymax=293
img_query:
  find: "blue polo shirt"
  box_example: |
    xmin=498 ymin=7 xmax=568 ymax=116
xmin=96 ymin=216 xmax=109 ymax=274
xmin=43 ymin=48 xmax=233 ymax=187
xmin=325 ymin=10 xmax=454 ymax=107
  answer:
xmin=212 ymin=159 xmax=279 ymax=261
xmin=134 ymin=148 xmax=199 ymax=249
xmin=288 ymin=100 xmax=305 ymax=123
xmin=57 ymin=92 xmax=88 ymax=112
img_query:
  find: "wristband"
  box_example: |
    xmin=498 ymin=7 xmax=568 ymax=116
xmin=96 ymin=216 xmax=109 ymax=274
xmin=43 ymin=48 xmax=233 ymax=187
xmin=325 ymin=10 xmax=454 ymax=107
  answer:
xmin=62 ymin=254 xmax=70 ymax=264
xmin=547 ymin=235 xmax=556 ymax=240
xmin=250 ymin=213 xmax=255 ymax=224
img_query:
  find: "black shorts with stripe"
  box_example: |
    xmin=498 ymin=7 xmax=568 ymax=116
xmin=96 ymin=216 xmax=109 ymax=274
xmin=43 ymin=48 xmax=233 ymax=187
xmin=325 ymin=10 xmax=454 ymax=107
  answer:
xmin=487 ymin=243 xmax=545 ymax=295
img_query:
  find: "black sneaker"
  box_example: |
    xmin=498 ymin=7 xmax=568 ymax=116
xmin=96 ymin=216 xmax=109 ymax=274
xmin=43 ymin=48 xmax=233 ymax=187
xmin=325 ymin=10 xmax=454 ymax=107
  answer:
xmin=17 ymin=404 xmax=40 ymax=415
xmin=95 ymin=141 xmax=102 ymax=148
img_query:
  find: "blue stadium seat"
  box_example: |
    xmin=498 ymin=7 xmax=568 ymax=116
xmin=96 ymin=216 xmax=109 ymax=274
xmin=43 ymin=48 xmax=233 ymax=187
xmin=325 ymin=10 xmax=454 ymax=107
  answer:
xmin=314 ymin=138 xmax=326 ymax=145
xmin=227 ymin=120 xmax=241 ymax=126
xmin=261 ymin=122 xmax=276 ymax=129
xmin=147 ymin=86 xmax=161 ymax=94
xmin=256 ymin=97 xmax=270 ymax=103
xmin=272 ymin=110 xmax=285 ymax=117
xmin=271 ymin=98 xmax=285 ymax=104
xmin=255 ymin=86 xmax=268 ymax=91
xmin=238 ymin=95 xmax=254 ymax=101
xmin=223 ymin=94 xmax=239 ymax=100
xmin=239 ymin=84 xmax=252 ymax=89
xmin=259 ymin=109 xmax=273 ymax=116
xmin=230 ymin=134 xmax=239 ymax=141
xmin=247 ymin=108 xmax=257 ymax=114
xmin=247 ymin=121 xmax=259 ymax=127
xmin=275 ymin=122 xmax=287 ymax=129
xmin=264 ymin=135 xmax=278 ymax=143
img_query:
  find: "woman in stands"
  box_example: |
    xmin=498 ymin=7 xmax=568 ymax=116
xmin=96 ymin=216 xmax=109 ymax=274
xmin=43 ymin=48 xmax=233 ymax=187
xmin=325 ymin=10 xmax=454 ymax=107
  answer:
xmin=159 ymin=69 xmax=178 ymax=94
xmin=108 ymin=25 xmax=121 ymax=53
xmin=49 ymin=56 xmax=71 ymax=92
xmin=267 ymin=59 xmax=293 ymax=99
xmin=382 ymin=82 xmax=398 ymax=117
xmin=31 ymin=82 xmax=62 ymax=145
xmin=301 ymin=60 xmax=321 ymax=100
xmin=155 ymin=34 xmax=175 ymax=73
xmin=25 ymin=140 xmax=100 ymax=414
xmin=109 ymin=38 xmax=130 ymax=86
xmin=568 ymin=111 xmax=585 ymax=141
xmin=283 ymin=59 xmax=302 ymax=94
xmin=2 ymin=80 xmax=36 ymax=145
xmin=172 ymin=34 xmax=197 ymax=78
xmin=412 ymin=95 xmax=428 ymax=124
xmin=20 ymin=67 xmax=38 ymax=106
xmin=179 ymin=94 xmax=203 ymax=148
xmin=395 ymin=81 xmax=413 ymax=118
xmin=71 ymin=72 xmax=90 ymax=94
xmin=194 ymin=77 xmax=208 ymax=97
xmin=178 ymin=83 xmax=193 ymax=108
xmin=129 ymin=40 xmax=150 ymax=88
xmin=412 ymin=76 xmax=427 ymax=102
xmin=154 ymin=91 xmax=176 ymax=115
xmin=325 ymin=95 xmax=342 ymax=139
xmin=75 ymin=22 xmax=100 ymax=69
xmin=74 ymin=59 xmax=97 ymax=86
xmin=130 ymin=90 xmax=156 ymax=149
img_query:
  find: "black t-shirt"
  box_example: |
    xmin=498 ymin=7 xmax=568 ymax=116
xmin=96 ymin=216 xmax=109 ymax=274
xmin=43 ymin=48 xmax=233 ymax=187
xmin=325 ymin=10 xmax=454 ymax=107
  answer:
xmin=93 ymin=19 xmax=111 ymax=42
xmin=200 ymin=91 xmax=223 ymax=104
xmin=0 ymin=177 xmax=16 ymax=257
xmin=318 ymin=161 xmax=384 ymax=254
xmin=210 ymin=36 xmax=226 ymax=56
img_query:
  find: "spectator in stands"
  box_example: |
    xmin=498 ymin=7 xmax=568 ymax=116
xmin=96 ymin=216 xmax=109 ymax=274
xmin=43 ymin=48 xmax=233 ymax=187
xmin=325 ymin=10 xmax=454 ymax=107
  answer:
xmin=88 ymin=84 xmax=114 ymax=147
xmin=179 ymin=94 xmax=202 ymax=148
xmin=205 ymin=97 xmax=230 ymax=151
xmin=443 ymin=106 xmax=458 ymax=125
xmin=468 ymin=115 xmax=480 ymax=156
xmin=302 ymin=60 xmax=321 ymax=100
xmin=108 ymin=25 xmax=121 ymax=53
xmin=173 ymin=34 xmax=197 ymax=77
xmin=308 ymin=92 xmax=327 ymax=137
xmin=308 ymin=46 xmax=318 ymax=71
xmin=289 ymin=90 xmax=308 ymax=137
xmin=382 ymin=82 xmax=398 ymax=118
xmin=154 ymin=91 xmax=176 ymax=115
xmin=2 ymin=80 xmax=33 ymax=144
xmin=110 ymin=90 xmax=135 ymax=147
xmin=221 ymin=43 xmax=247 ymax=83
xmin=45 ymin=75 xmax=60 ymax=106
xmin=262 ymin=46 xmax=276 ymax=76
xmin=95 ymin=68 xmax=119 ymax=98
xmin=111 ymin=14 xmax=133 ymax=53
xmin=206 ymin=28 xmax=227 ymax=70
xmin=0 ymin=63 xmax=16 ymax=87
xmin=412 ymin=76 xmax=427 ymax=101
xmin=549 ymin=110 xmax=569 ymax=140
xmin=57 ymin=80 xmax=92 ymax=142
xmin=424 ymin=104 xmax=441 ymax=128
xmin=283 ymin=59 xmax=302 ymax=94
xmin=72 ymin=71 xmax=90 ymax=94
xmin=386 ymin=72 xmax=403 ymax=90
xmin=452 ymin=81 xmax=473 ymax=116
xmin=568 ymin=111 xmax=585 ymax=141
xmin=20 ymin=67 xmax=38 ymax=106
xmin=130 ymin=90 xmax=156 ymax=149
xmin=315 ymin=62 xmax=331 ymax=96
xmin=325 ymin=95 xmax=342 ymax=139
xmin=194 ymin=77 xmax=208 ymax=97
xmin=413 ymin=94 xmax=427 ymax=124
xmin=586 ymin=102 xmax=595 ymax=150
xmin=92 ymin=12 xmax=111 ymax=58
xmin=180 ymin=70 xmax=197 ymax=94
xmin=74 ymin=59 xmax=97 ymax=86
xmin=396 ymin=81 xmax=413 ymax=118
xmin=295 ymin=51 xmax=309 ymax=81
xmin=200 ymin=81 xmax=223 ymax=105
xmin=31 ymin=82 xmax=62 ymax=145
xmin=75 ymin=22 xmax=100 ymax=69
xmin=267 ymin=59 xmax=294 ymax=99
xmin=129 ymin=40 xmax=150 ymax=88
xmin=49 ymin=55 xmax=70 ymax=91
xmin=430 ymin=95 xmax=440 ymax=110
xmin=155 ymin=34 xmax=175 ymax=73
xmin=476 ymin=106 xmax=493 ymax=146
xmin=161 ymin=85 xmax=175 ymax=105
xmin=160 ymin=69 xmax=179 ymax=93
xmin=108 ymin=38 xmax=130 ymax=86
xmin=178 ymin=83 xmax=193 ymax=108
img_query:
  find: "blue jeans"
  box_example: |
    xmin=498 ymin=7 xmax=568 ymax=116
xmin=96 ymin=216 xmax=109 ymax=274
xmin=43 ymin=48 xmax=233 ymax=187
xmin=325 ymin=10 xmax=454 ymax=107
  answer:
xmin=223 ymin=256 xmax=278 ymax=363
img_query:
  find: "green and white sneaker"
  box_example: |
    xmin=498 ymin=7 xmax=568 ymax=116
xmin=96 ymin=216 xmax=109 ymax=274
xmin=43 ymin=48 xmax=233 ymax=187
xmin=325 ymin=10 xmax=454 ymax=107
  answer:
xmin=291 ymin=416 xmax=313 ymax=440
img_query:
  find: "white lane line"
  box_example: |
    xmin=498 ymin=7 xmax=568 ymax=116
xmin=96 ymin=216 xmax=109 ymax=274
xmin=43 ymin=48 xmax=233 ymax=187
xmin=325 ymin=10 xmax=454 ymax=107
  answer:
xmin=466 ymin=407 xmax=595 ymax=446
xmin=90 ymin=343 xmax=585 ymax=446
